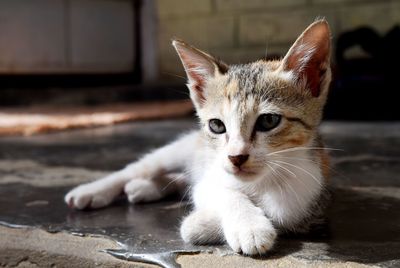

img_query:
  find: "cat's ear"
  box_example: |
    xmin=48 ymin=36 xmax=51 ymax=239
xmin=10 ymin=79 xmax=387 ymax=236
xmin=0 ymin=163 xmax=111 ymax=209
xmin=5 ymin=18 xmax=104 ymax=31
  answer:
xmin=172 ymin=39 xmax=228 ymax=107
xmin=281 ymin=20 xmax=331 ymax=97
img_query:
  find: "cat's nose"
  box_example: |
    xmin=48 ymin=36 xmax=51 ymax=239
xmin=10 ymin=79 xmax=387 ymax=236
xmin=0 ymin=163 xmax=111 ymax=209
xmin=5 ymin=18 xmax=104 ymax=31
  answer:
xmin=228 ymin=154 xmax=249 ymax=167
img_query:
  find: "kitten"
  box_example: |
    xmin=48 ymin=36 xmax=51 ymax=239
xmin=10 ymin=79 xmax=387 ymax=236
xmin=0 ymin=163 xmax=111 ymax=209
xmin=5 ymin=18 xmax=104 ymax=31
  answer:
xmin=65 ymin=20 xmax=332 ymax=255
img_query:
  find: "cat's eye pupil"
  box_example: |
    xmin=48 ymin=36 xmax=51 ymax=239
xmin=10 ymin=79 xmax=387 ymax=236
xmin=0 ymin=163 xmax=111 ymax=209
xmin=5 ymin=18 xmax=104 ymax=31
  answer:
xmin=255 ymin=114 xmax=281 ymax=132
xmin=209 ymin=119 xmax=226 ymax=134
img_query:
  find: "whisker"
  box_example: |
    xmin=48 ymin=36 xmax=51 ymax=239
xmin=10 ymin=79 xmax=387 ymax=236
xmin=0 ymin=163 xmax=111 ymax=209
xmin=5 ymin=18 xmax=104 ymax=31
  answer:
xmin=268 ymin=161 xmax=297 ymax=177
xmin=161 ymin=173 xmax=186 ymax=192
xmin=162 ymin=71 xmax=187 ymax=80
xmin=269 ymin=160 xmax=311 ymax=195
xmin=265 ymin=162 xmax=285 ymax=197
xmin=179 ymin=185 xmax=192 ymax=212
xmin=165 ymin=87 xmax=191 ymax=98
xmin=267 ymin=147 xmax=343 ymax=156
xmin=273 ymin=160 xmax=322 ymax=187
xmin=269 ymin=163 xmax=304 ymax=208
xmin=269 ymin=154 xmax=350 ymax=182
xmin=264 ymin=161 xmax=311 ymax=216
xmin=268 ymin=161 xmax=312 ymax=198
xmin=272 ymin=155 xmax=340 ymax=175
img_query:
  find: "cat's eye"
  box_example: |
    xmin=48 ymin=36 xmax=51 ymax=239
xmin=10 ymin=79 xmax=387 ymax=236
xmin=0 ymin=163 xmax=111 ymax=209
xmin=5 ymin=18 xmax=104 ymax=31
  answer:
xmin=255 ymin=114 xmax=281 ymax=132
xmin=209 ymin=119 xmax=226 ymax=134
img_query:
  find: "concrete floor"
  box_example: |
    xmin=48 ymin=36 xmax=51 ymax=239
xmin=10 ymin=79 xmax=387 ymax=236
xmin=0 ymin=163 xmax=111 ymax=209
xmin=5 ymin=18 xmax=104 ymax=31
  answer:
xmin=0 ymin=119 xmax=399 ymax=268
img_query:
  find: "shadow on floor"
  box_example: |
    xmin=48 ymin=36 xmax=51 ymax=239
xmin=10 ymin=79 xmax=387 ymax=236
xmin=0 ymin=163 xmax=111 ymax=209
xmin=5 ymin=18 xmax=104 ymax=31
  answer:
xmin=0 ymin=184 xmax=399 ymax=266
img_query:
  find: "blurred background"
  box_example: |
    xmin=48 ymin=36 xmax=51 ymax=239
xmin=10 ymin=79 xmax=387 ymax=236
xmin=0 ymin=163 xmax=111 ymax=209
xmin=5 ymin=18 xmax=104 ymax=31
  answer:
xmin=0 ymin=0 xmax=399 ymax=136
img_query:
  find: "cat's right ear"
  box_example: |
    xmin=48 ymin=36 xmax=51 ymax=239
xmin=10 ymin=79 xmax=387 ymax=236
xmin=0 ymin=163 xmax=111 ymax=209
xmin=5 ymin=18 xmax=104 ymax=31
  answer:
xmin=280 ymin=20 xmax=331 ymax=98
xmin=172 ymin=39 xmax=228 ymax=108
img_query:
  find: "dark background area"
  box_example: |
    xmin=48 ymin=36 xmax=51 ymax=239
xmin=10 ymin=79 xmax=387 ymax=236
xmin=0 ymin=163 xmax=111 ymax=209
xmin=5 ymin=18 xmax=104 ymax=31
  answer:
xmin=1 ymin=0 xmax=399 ymax=121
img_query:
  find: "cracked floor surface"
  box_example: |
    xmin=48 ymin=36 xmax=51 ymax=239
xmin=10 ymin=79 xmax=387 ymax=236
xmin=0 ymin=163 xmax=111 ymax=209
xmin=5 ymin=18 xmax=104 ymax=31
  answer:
xmin=0 ymin=119 xmax=399 ymax=267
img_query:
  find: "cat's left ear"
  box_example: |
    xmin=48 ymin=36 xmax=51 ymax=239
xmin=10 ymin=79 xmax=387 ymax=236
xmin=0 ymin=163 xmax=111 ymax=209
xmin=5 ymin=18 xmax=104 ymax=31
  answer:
xmin=281 ymin=20 xmax=331 ymax=97
xmin=172 ymin=39 xmax=228 ymax=108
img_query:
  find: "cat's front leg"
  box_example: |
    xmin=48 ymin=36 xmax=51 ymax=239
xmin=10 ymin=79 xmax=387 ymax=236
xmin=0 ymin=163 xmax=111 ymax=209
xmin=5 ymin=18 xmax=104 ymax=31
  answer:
xmin=65 ymin=131 xmax=199 ymax=209
xmin=220 ymin=191 xmax=277 ymax=255
xmin=222 ymin=207 xmax=276 ymax=255
xmin=188 ymin=183 xmax=277 ymax=255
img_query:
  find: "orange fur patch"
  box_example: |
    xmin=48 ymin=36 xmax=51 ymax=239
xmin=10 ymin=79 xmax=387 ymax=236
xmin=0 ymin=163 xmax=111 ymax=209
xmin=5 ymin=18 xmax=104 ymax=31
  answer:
xmin=317 ymin=148 xmax=330 ymax=181
xmin=268 ymin=122 xmax=309 ymax=149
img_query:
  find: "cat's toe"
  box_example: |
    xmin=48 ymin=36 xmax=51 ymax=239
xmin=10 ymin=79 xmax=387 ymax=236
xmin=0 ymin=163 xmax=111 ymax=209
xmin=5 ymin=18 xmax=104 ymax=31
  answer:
xmin=124 ymin=179 xmax=162 ymax=204
xmin=224 ymin=216 xmax=276 ymax=255
xmin=239 ymin=227 xmax=276 ymax=255
xmin=65 ymin=182 xmax=116 ymax=209
xmin=90 ymin=195 xmax=113 ymax=208
xmin=180 ymin=210 xmax=223 ymax=245
xmin=65 ymin=186 xmax=92 ymax=209
xmin=74 ymin=193 xmax=92 ymax=209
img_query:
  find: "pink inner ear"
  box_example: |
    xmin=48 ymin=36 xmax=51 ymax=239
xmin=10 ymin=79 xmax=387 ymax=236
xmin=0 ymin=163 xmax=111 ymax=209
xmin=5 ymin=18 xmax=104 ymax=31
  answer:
xmin=173 ymin=40 xmax=229 ymax=107
xmin=187 ymin=66 xmax=206 ymax=102
xmin=304 ymin=55 xmax=327 ymax=97
xmin=286 ymin=44 xmax=329 ymax=97
xmin=177 ymin=48 xmax=216 ymax=104
xmin=284 ymin=22 xmax=330 ymax=97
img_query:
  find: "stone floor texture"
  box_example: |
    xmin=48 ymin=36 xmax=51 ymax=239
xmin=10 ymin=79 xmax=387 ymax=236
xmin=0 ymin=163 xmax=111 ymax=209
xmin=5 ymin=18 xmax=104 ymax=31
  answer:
xmin=0 ymin=119 xmax=399 ymax=268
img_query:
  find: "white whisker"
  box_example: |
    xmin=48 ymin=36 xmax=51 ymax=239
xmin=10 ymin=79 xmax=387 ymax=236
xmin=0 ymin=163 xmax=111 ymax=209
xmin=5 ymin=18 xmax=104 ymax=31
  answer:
xmin=161 ymin=173 xmax=186 ymax=192
xmin=265 ymin=162 xmax=284 ymax=197
xmin=268 ymin=161 xmax=297 ymax=177
xmin=268 ymin=163 xmax=304 ymax=210
xmin=268 ymin=161 xmax=313 ymax=200
xmin=273 ymin=160 xmax=322 ymax=187
xmin=267 ymin=147 xmax=343 ymax=156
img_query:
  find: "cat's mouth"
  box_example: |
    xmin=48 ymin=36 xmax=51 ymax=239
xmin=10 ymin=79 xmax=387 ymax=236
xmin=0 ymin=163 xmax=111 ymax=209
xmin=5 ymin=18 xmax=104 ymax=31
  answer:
xmin=229 ymin=166 xmax=258 ymax=178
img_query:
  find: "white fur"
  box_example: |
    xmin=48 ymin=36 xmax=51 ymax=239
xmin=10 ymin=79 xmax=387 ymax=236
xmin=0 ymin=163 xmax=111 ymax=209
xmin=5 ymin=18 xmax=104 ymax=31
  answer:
xmin=65 ymin=97 xmax=324 ymax=256
xmin=65 ymin=132 xmax=198 ymax=209
xmin=276 ymin=70 xmax=295 ymax=83
xmin=188 ymin=145 xmax=322 ymax=254
xmin=66 ymin=22 xmax=330 ymax=255
xmin=65 ymin=130 xmax=323 ymax=255
xmin=294 ymin=43 xmax=316 ymax=72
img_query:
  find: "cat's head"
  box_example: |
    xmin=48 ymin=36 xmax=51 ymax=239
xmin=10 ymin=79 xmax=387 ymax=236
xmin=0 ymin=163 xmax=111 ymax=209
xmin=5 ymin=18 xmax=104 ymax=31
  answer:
xmin=173 ymin=20 xmax=331 ymax=181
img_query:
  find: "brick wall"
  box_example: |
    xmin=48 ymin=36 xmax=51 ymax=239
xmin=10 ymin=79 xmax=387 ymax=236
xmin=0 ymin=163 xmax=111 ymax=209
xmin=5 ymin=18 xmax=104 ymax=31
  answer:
xmin=155 ymin=0 xmax=400 ymax=81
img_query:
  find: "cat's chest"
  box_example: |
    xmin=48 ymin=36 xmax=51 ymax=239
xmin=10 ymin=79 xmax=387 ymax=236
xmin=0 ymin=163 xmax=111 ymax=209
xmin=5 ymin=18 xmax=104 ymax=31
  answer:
xmin=247 ymin=166 xmax=324 ymax=227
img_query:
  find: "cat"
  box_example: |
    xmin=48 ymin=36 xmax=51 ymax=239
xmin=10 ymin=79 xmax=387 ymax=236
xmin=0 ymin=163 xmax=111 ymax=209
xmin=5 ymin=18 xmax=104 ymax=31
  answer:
xmin=65 ymin=19 xmax=332 ymax=255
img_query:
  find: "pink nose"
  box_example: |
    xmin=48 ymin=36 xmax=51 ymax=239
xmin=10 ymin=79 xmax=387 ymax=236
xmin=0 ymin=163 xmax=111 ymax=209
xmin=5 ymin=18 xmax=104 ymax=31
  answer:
xmin=228 ymin=154 xmax=249 ymax=167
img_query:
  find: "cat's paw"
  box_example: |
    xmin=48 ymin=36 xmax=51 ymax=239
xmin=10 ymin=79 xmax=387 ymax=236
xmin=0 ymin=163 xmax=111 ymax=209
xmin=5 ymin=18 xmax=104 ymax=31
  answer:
xmin=223 ymin=215 xmax=277 ymax=255
xmin=180 ymin=210 xmax=223 ymax=245
xmin=65 ymin=180 xmax=120 ymax=209
xmin=124 ymin=179 xmax=163 ymax=204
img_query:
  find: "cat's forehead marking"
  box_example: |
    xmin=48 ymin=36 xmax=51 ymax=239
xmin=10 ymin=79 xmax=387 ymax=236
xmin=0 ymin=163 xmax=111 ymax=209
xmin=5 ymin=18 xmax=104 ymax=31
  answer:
xmin=227 ymin=63 xmax=266 ymax=96
xmin=220 ymin=61 xmax=313 ymax=110
xmin=221 ymin=61 xmax=284 ymax=107
xmin=223 ymin=78 xmax=239 ymax=99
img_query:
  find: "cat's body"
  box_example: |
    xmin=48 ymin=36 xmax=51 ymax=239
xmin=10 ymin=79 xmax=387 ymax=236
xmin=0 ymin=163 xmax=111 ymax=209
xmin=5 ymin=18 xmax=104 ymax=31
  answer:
xmin=65 ymin=20 xmax=332 ymax=255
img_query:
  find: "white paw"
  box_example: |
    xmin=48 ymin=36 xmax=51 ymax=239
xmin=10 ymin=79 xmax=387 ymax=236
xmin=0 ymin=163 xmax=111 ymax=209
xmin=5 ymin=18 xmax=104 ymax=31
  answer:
xmin=124 ymin=179 xmax=163 ymax=204
xmin=180 ymin=210 xmax=222 ymax=245
xmin=65 ymin=180 xmax=121 ymax=209
xmin=224 ymin=215 xmax=277 ymax=255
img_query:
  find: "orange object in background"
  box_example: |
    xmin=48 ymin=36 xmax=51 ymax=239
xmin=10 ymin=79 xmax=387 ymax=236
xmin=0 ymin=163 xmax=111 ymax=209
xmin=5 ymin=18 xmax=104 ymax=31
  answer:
xmin=0 ymin=100 xmax=193 ymax=136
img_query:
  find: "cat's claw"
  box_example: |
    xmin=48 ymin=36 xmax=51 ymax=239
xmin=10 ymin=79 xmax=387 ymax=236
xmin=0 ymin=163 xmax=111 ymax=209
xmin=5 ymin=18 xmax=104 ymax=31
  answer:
xmin=67 ymin=198 xmax=74 ymax=209
xmin=224 ymin=215 xmax=276 ymax=255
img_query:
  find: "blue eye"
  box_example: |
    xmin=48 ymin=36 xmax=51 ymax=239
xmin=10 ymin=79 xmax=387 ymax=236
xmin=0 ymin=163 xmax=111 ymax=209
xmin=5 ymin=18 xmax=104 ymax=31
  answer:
xmin=255 ymin=114 xmax=281 ymax=132
xmin=209 ymin=119 xmax=226 ymax=134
